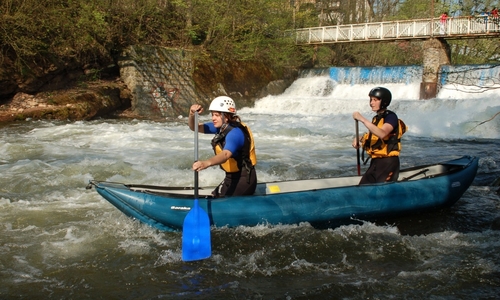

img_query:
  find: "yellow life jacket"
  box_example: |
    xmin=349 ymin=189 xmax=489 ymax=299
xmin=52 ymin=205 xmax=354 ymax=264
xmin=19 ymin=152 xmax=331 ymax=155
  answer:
xmin=362 ymin=110 xmax=407 ymax=160
xmin=211 ymin=122 xmax=257 ymax=173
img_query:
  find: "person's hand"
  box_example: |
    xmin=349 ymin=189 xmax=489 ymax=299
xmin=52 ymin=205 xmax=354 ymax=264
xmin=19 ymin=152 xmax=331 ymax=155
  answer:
xmin=189 ymin=104 xmax=203 ymax=116
xmin=352 ymin=111 xmax=362 ymax=121
xmin=192 ymin=160 xmax=211 ymax=172
xmin=352 ymin=137 xmax=360 ymax=149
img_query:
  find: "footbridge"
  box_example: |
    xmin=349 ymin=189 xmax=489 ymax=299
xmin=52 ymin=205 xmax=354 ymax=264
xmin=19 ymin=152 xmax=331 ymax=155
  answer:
xmin=295 ymin=15 xmax=500 ymax=44
xmin=295 ymin=15 xmax=499 ymax=100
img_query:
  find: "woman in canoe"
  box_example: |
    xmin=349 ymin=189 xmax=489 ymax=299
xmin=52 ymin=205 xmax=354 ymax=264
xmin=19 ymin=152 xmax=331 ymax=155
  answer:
xmin=188 ymin=96 xmax=257 ymax=197
xmin=352 ymin=87 xmax=406 ymax=184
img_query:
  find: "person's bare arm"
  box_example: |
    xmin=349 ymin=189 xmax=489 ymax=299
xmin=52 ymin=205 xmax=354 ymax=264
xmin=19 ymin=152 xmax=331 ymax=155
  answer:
xmin=353 ymin=111 xmax=394 ymax=139
xmin=192 ymin=150 xmax=232 ymax=171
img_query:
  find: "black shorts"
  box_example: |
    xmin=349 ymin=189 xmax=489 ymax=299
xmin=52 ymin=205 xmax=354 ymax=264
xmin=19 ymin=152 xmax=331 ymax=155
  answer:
xmin=212 ymin=167 xmax=257 ymax=198
xmin=359 ymin=156 xmax=400 ymax=185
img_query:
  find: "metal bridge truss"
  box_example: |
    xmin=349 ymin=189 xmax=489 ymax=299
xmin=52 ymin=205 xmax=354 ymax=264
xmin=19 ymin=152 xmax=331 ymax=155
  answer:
xmin=296 ymin=16 xmax=500 ymax=44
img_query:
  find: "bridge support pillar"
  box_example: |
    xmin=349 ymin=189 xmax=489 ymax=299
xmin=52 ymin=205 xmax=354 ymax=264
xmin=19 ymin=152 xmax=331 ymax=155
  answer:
xmin=420 ymin=38 xmax=451 ymax=99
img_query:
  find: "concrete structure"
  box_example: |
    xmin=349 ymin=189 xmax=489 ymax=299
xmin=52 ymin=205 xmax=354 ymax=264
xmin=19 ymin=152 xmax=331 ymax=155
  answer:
xmin=118 ymin=46 xmax=203 ymax=119
xmin=421 ymin=38 xmax=451 ymax=99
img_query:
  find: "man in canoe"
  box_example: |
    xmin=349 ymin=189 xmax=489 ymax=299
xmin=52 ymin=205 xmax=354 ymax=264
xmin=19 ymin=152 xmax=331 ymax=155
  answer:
xmin=352 ymin=87 xmax=406 ymax=184
xmin=188 ymin=96 xmax=257 ymax=197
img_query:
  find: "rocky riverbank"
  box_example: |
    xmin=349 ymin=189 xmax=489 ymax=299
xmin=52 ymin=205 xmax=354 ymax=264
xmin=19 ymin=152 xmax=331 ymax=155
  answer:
xmin=0 ymin=78 xmax=135 ymax=123
xmin=1 ymin=54 xmax=296 ymax=124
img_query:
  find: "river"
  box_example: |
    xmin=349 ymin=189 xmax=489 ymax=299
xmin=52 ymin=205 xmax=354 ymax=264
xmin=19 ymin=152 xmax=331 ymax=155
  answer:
xmin=1 ymin=69 xmax=500 ymax=299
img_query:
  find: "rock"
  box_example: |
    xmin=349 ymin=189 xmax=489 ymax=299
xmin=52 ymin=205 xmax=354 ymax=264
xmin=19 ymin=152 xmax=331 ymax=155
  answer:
xmin=258 ymin=79 xmax=293 ymax=98
xmin=0 ymin=79 xmax=132 ymax=123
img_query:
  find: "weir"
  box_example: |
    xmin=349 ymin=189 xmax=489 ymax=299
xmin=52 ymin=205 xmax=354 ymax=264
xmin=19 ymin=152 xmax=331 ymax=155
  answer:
xmin=302 ymin=63 xmax=500 ymax=99
xmin=325 ymin=38 xmax=451 ymax=100
xmin=328 ymin=65 xmax=422 ymax=85
xmin=304 ymin=38 xmax=452 ymax=99
xmin=312 ymin=37 xmax=451 ymax=99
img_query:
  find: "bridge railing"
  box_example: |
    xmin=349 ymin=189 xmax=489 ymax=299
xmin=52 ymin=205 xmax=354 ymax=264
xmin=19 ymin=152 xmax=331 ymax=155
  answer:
xmin=296 ymin=16 xmax=500 ymax=44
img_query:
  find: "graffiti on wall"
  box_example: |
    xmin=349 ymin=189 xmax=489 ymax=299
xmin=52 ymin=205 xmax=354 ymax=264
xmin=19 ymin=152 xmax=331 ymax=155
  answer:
xmin=150 ymin=82 xmax=180 ymax=117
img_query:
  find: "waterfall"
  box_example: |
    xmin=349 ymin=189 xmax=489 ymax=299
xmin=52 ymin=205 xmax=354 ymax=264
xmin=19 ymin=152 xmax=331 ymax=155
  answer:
xmin=248 ymin=64 xmax=500 ymax=139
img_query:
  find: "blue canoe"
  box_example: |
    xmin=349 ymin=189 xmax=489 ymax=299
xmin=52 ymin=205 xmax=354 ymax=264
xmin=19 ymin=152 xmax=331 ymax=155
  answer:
xmin=87 ymin=156 xmax=479 ymax=232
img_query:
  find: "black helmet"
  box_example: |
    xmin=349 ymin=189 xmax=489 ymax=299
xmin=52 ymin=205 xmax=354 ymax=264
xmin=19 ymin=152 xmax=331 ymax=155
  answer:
xmin=368 ymin=87 xmax=392 ymax=109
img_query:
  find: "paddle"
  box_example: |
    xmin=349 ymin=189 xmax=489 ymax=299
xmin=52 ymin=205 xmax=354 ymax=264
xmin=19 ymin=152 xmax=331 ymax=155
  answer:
xmin=355 ymin=120 xmax=361 ymax=176
xmin=182 ymin=110 xmax=211 ymax=261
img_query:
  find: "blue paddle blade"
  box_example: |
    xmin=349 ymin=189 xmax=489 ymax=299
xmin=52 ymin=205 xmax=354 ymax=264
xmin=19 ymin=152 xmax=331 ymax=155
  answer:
xmin=182 ymin=199 xmax=211 ymax=261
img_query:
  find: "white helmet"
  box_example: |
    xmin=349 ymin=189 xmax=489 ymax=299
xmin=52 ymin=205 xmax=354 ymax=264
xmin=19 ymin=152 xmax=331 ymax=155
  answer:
xmin=209 ymin=96 xmax=236 ymax=114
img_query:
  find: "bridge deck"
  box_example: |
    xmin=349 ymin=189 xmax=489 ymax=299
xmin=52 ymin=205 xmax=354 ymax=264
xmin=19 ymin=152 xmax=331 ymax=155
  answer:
xmin=296 ymin=16 xmax=500 ymax=45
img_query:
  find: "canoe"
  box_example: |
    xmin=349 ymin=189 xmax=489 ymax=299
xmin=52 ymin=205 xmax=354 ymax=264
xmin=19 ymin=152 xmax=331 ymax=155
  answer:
xmin=87 ymin=155 xmax=479 ymax=232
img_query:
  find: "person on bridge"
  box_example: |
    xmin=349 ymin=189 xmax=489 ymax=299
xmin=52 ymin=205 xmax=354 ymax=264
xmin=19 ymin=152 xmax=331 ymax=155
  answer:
xmin=492 ymin=7 xmax=499 ymax=19
xmin=352 ymin=87 xmax=407 ymax=185
xmin=188 ymin=96 xmax=257 ymax=198
xmin=479 ymin=10 xmax=489 ymax=27
xmin=440 ymin=12 xmax=449 ymax=34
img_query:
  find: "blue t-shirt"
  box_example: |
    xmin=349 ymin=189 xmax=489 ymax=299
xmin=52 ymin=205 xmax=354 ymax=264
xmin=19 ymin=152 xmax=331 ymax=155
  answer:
xmin=203 ymin=123 xmax=245 ymax=156
xmin=384 ymin=112 xmax=398 ymax=133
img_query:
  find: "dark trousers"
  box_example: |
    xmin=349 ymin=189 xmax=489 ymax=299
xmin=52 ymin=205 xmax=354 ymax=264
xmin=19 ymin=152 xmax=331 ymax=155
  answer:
xmin=212 ymin=167 xmax=257 ymax=197
xmin=359 ymin=156 xmax=400 ymax=185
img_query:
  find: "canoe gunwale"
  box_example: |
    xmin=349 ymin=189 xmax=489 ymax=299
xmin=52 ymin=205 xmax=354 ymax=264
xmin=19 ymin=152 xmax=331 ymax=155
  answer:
xmin=89 ymin=155 xmax=476 ymax=198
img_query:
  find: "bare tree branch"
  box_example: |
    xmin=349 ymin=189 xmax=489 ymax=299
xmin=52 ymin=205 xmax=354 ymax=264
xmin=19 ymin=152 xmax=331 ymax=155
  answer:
xmin=441 ymin=64 xmax=500 ymax=93
xmin=467 ymin=111 xmax=500 ymax=133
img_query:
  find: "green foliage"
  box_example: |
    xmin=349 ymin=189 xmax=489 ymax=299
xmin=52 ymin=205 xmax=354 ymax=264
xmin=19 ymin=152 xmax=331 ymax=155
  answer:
xmin=0 ymin=0 xmax=185 ymax=73
xmin=313 ymin=41 xmax=423 ymax=68
xmin=0 ymin=0 xmax=498 ymax=78
xmin=395 ymin=0 xmax=433 ymax=19
xmin=455 ymin=0 xmax=499 ymax=16
xmin=451 ymin=39 xmax=500 ymax=64
xmin=187 ymin=0 xmax=308 ymax=68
